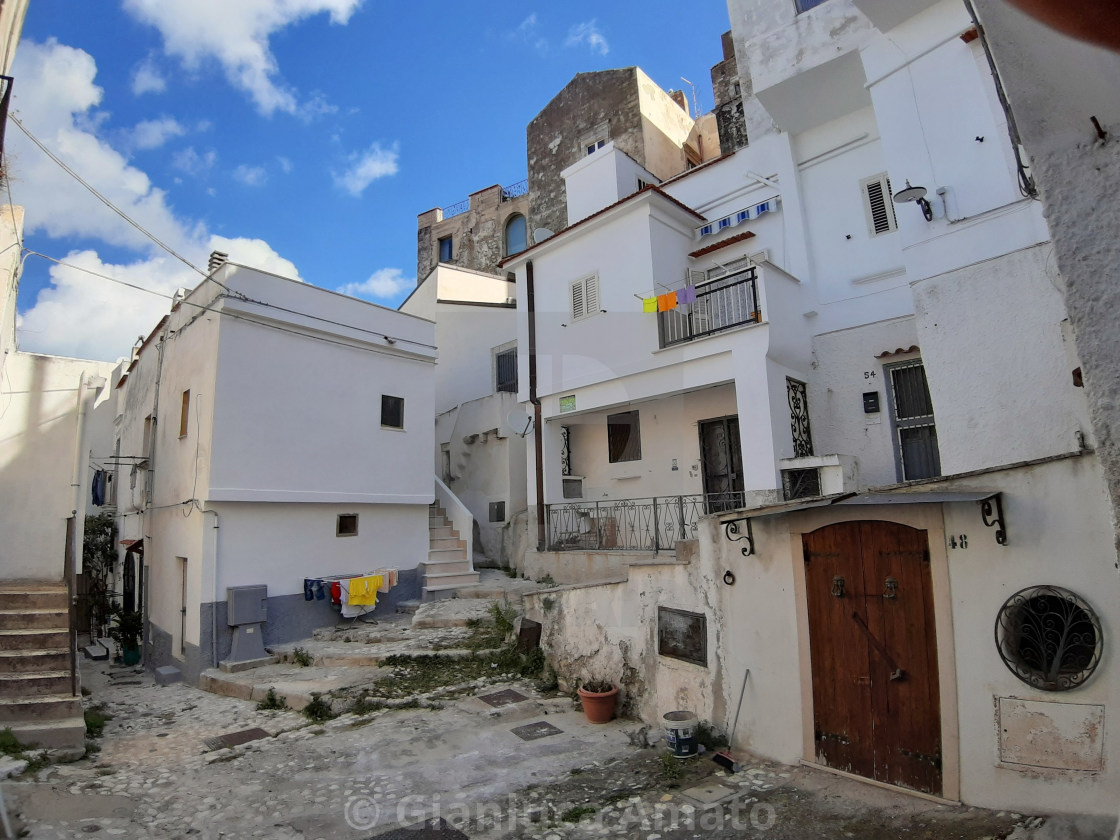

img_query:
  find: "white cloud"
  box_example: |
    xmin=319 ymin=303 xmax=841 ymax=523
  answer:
xmin=232 ymin=163 xmax=268 ymax=186
xmin=508 ymin=14 xmax=548 ymax=54
xmin=130 ymin=56 xmax=166 ymax=95
xmin=171 ymin=145 xmax=217 ymax=176
xmin=129 ymin=116 xmax=187 ymax=150
xmin=276 ymin=155 xmax=293 ymax=174
xmin=332 ymin=142 xmax=398 ymax=197
xmin=9 ymin=39 xmax=303 ymax=361
xmin=122 ymin=0 xmax=362 ymax=116
xmin=336 ymin=268 xmax=411 ymax=301
xmin=565 ymin=20 xmax=609 ymax=55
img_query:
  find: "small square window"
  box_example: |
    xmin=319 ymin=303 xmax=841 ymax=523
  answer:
xmin=381 ymin=395 xmax=404 ymax=429
xmin=438 ymin=236 xmax=453 ymax=262
xmin=489 ymin=501 xmax=506 ymax=522
xmin=607 ymin=410 xmax=641 ymax=463
xmin=179 ymin=390 xmax=190 ymax=438
xmin=586 ymin=138 xmax=606 ymax=156
xmin=336 ymin=514 xmax=358 ymax=537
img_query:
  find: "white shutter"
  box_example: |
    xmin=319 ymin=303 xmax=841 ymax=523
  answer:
xmin=584 ymin=276 xmax=599 ymax=314
xmin=570 ymin=280 xmax=585 ymax=321
xmin=861 ymin=173 xmax=898 ymax=236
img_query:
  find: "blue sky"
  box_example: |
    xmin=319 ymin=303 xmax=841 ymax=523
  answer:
xmin=10 ymin=1 xmax=733 ymax=361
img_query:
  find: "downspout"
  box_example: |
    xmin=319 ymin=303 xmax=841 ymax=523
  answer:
xmin=526 ymin=261 xmax=546 ymax=551
xmin=205 ymin=507 xmax=220 ymax=669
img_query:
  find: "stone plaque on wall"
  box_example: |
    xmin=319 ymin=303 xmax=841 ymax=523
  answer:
xmin=997 ymin=697 xmax=1105 ymax=771
xmin=657 ymin=607 xmax=707 ymax=667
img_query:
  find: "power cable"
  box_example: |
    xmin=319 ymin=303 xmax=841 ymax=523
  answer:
xmin=7 ymin=114 xmax=208 ymax=274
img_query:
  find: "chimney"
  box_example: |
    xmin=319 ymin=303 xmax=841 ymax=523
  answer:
xmin=208 ymin=251 xmax=229 ymax=273
xmin=669 ymin=89 xmax=690 ymax=116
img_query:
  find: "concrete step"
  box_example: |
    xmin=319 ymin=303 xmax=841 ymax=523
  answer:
xmin=428 ymin=516 xmax=449 ymax=528
xmin=421 ymin=558 xmax=472 ymax=575
xmin=420 ymin=579 xmax=480 ymax=602
xmin=0 ymin=694 xmax=81 ymax=722
xmin=427 ymin=547 xmax=467 ymax=562
xmin=0 ymin=588 xmax=68 ymax=611
xmin=423 ymin=571 xmax=480 ymax=589
xmin=428 ymin=537 xmax=466 ymax=551
xmin=0 ymin=649 xmax=70 ymax=674
xmin=428 ymin=525 xmax=459 ymax=540
xmin=395 ymin=599 xmax=421 ymax=615
xmin=5 ymin=716 xmax=87 ymax=750
xmin=0 ymin=671 xmax=72 ymax=698
xmin=0 ymin=609 xmax=69 ymax=631
xmin=0 ymin=628 xmax=69 ymax=650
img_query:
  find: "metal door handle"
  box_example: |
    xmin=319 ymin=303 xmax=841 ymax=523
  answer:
xmin=883 ymin=577 xmax=898 ymax=599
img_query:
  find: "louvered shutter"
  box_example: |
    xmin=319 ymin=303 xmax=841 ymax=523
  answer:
xmin=862 ymin=173 xmax=898 ymax=236
xmin=584 ymin=276 xmax=599 ymax=314
xmin=570 ymin=280 xmax=585 ymax=321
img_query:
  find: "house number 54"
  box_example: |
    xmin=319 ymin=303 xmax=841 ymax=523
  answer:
xmin=949 ymin=534 xmax=968 ymax=549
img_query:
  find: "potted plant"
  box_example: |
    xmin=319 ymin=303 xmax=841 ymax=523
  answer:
xmin=109 ymin=607 xmax=144 ymax=666
xmin=577 ymin=679 xmax=619 ymax=724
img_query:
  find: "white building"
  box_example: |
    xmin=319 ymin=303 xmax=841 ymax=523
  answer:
xmin=504 ymin=0 xmax=1119 ymax=816
xmin=111 ymin=260 xmax=437 ymax=683
xmin=399 ymin=264 xmax=526 ymax=570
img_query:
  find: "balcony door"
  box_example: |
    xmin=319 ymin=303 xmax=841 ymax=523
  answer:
xmin=699 ymin=416 xmax=744 ymax=513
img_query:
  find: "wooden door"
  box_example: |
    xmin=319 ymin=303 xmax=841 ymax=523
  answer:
xmin=803 ymin=521 xmax=942 ymax=794
xmin=699 ymin=417 xmax=744 ymax=513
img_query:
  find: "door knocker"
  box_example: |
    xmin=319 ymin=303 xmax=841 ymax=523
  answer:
xmin=883 ymin=577 xmax=899 ymax=600
xmin=831 ymin=575 xmax=845 ymax=598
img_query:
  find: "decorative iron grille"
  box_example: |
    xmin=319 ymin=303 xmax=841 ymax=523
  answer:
xmin=995 ymin=585 xmax=1103 ymax=691
xmin=787 ymin=377 xmax=813 ymax=458
xmin=442 ymin=198 xmax=469 ymax=218
xmin=782 ymin=468 xmax=821 ymax=500
xmin=545 ymin=494 xmax=740 ymax=552
xmin=560 ymin=426 xmax=571 ymax=476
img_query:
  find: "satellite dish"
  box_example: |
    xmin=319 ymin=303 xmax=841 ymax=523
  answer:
xmin=532 ymin=228 xmax=554 ymax=244
xmin=505 ymin=409 xmax=534 ymax=438
xmin=892 ymin=181 xmax=928 ymax=204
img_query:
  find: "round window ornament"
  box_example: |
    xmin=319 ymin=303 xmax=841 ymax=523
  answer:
xmin=994 ymin=584 xmax=1102 ymax=691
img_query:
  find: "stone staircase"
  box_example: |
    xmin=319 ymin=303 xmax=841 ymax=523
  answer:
xmin=419 ymin=504 xmax=479 ymax=601
xmin=0 ymin=583 xmax=85 ymax=750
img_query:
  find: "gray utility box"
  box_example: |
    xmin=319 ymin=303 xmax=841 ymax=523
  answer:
xmin=226 ymin=585 xmax=268 ymax=662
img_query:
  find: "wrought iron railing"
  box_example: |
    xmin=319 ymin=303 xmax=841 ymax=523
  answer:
xmin=658 ymin=268 xmax=760 ymax=348
xmin=442 ymin=198 xmax=469 ymax=219
xmin=545 ymin=493 xmax=744 ymax=552
xmin=502 ymin=178 xmax=528 ymax=200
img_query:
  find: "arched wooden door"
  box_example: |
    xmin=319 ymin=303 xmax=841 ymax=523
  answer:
xmin=803 ymin=521 xmax=942 ymax=795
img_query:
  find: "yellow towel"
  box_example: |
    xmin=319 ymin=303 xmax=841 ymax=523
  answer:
xmin=348 ymin=574 xmax=383 ymax=606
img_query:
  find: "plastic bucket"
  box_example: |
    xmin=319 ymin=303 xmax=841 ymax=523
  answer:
xmin=663 ymin=710 xmax=698 ymax=758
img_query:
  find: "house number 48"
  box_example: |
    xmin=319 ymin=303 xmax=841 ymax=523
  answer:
xmin=949 ymin=534 xmax=968 ymax=549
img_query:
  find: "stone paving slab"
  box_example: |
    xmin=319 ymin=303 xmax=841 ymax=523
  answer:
xmin=411 ymin=598 xmax=499 ymax=628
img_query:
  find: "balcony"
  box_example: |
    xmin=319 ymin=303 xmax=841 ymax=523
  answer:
xmin=545 ymin=493 xmax=743 ymax=552
xmin=658 ymin=267 xmax=760 ymax=348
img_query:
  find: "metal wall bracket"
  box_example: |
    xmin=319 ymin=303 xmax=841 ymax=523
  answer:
xmin=978 ymin=493 xmax=1007 ymax=545
xmin=723 ymin=516 xmax=755 ymax=556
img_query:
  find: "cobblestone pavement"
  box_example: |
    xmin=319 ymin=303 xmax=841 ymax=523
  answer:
xmin=6 ymin=659 xmax=1116 ymax=839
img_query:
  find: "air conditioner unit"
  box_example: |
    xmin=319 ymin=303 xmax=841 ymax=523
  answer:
xmin=562 ymin=477 xmax=585 ymax=500
xmin=779 ymin=455 xmax=858 ymax=500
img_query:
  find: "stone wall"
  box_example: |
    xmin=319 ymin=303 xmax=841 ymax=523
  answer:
xmin=526 ymin=68 xmax=645 ymax=237
xmin=417 ymin=187 xmax=529 ymax=282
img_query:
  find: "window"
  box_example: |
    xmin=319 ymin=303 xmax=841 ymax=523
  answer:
xmin=861 ymin=173 xmax=898 ymax=236
xmin=336 ymin=514 xmax=359 ymax=537
xmin=607 ymin=410 xmax=641 ymax=463
xmin=586 ymin=138 xmax=606 ymax=156
xmin=179 ymin=389 xmax=190 ymax=438
xmin=438 ymin=236 xmax=453 ymax=262
xmin=637 ymin=178 xmax=653 ymax=192
xmin=569 ymin=274 xmax=600 ymax=322
xmin=381 ymin=394 xmax=405 ymax=429
xmin=440 ymin=444 xmax=451 ymax=483
xmin=488 ymin=501 xmax=506 ymax=522
xmin=562 ymin=477 xmax=584 ymax=499
xmin=885 ymin=360 xmax=941 ymax=481
xmin=795 ymin=0 xmax=832 ymax=11
xmin=995 ymin=585 xmax=1102 ymax=691
xmin=495 ymin=347 xmax=517 ymax=393
xmin=504 ymin=215 xmax=527 ymax=256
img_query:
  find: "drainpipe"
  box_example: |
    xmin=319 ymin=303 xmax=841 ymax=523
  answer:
xmin=526 ymin=260 xmax=546 ymax=551
xmin=205 ymin=507 xmax=220 ymax=669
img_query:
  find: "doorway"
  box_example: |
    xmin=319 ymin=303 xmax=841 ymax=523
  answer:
xmin=698 ymin=416 xmax=744 ymax=513
xmin=803 ymin=520 xmax=942 ymax=795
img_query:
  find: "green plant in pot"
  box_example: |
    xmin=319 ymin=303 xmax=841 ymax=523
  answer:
xmin=576 ymin=679 xmax=619 ymax=724
xmin=108 ymin=607 xmax=143 ymax=666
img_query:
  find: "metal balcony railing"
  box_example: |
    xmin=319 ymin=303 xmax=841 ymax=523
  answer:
xmin=502 ymin=179 xmax=528 ymax=200
xmin=658 ymin=267 xmax=760 ymax=348
xmin=545 ymin=492 xmax=744 ymax=552
xmin=442 ymin=198 xmax=469 ymax=219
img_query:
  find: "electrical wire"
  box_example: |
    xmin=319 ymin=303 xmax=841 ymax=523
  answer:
xmin=7 ymin=114 xmax=208 ymax=274
xmin=22 ymin=249 xmax=180 ymax=301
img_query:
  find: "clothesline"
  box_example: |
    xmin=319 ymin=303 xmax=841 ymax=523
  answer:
xmin=304 ymin=569 xmax=399 ymax=620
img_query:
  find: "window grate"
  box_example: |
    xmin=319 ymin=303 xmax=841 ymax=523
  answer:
xmin=783 ymin=468 xmax=821 ymax=500
xmin=886 ymin=360 xmax=940 ymax=480
xmin=495 ymin=348 xmax=517 ymax=392
xmin=381 ymin=394 xmax=405 ymax=429
xmin=607 ymin=410 xmax=641 ymax=463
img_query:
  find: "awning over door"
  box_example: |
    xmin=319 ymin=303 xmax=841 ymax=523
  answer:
xmin=721 ymin=489 xmax=1006 ymax=555
xmin=120 ymin=538 xmax=144 ymax=554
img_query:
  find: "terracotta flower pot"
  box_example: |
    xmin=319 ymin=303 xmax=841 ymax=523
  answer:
xmin=577 ymin=685 xmax=619 ymax=724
